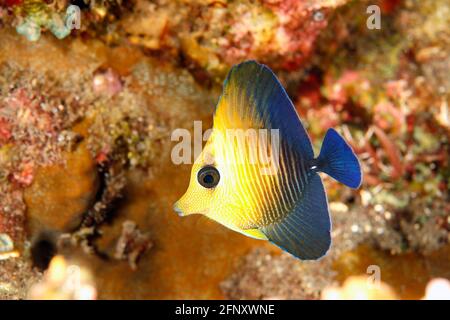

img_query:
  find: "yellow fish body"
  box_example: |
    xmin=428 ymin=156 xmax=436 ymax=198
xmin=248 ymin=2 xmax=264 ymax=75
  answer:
xmin=174 ymin=61 xmax=362 ymax=260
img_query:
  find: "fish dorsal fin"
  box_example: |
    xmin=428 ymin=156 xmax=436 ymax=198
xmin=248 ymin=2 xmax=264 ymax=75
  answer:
xmin=214 ymin=60 xmax=314 ymax=160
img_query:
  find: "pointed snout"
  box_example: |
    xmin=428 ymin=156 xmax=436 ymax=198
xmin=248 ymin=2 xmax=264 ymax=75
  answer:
xmin=173 ymin=201 xmax=184 ymax=217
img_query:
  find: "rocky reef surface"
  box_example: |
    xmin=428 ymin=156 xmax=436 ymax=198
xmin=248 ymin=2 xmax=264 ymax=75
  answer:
xmin=0 ymin=0 xmax=449 ymax=299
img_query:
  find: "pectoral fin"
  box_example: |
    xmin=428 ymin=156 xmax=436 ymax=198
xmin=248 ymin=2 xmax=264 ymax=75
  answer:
xmin=241 ymin=228 xmax=268 ymax=240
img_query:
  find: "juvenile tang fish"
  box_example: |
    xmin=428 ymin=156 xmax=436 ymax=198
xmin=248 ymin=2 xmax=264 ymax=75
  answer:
xmin=174 ymin=61 xmax=362 ymax=260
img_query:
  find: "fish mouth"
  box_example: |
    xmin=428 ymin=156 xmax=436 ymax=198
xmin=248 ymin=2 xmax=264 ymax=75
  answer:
xmin=173 ymin=202 xmax=184 ymax=217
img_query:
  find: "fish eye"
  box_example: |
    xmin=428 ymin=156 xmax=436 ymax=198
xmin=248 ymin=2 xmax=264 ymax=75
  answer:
xmin=197 ymin=166 xmax=220 ymax=189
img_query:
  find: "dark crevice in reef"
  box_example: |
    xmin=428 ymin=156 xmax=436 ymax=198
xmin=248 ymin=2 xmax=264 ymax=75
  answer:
xmin=31 ymin=231 xmax=58 ymax=271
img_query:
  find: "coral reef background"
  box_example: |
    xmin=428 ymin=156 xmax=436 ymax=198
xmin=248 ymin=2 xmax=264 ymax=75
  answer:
xmin=0 ymin=0 xmax=449 ymax=299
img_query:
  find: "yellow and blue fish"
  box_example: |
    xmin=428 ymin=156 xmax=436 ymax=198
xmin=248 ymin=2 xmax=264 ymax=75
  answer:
xmin=174 ymin=61 xmax=362 ymax=260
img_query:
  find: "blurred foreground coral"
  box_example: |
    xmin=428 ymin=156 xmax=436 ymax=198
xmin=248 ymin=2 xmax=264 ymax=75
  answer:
xmin=321 ymin=276 xmax=450 ymax=300
xmin=28 ymin=255 xmax=96 ymax=300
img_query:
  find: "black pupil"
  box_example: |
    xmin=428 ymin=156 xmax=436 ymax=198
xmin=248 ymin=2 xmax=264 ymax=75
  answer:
xmin=198 ymin=166 xmax=220 ymax=188
xmin=203 ymin=174 xmax=214 ymax=184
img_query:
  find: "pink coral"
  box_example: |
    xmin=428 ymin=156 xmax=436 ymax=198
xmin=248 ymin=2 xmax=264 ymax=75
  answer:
xmin=262 ymin=1 xmax=331 ymax=70
xmin=93 ymin=69 xmax=123 ymax=97
xmin=11 ymin=162 xmax=34 ymax=187
xmin=95 ymin=148 xmax=110 ymax=165
xmin=325 ymin=70 xmax=367 ymax=105
xmin=0 ymin=118 xmax=12 ymax=143
xmin=217 ymin=1 xmax=339 ymax=71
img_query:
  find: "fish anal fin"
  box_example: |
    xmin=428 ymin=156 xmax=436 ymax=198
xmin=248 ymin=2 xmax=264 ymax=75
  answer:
xmin=260 ymin=174 xmax=331 ymax=260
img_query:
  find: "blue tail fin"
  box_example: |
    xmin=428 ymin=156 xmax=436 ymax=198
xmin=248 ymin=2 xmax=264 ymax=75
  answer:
xmin=317 ymin=128 xmax=362 ymax=189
